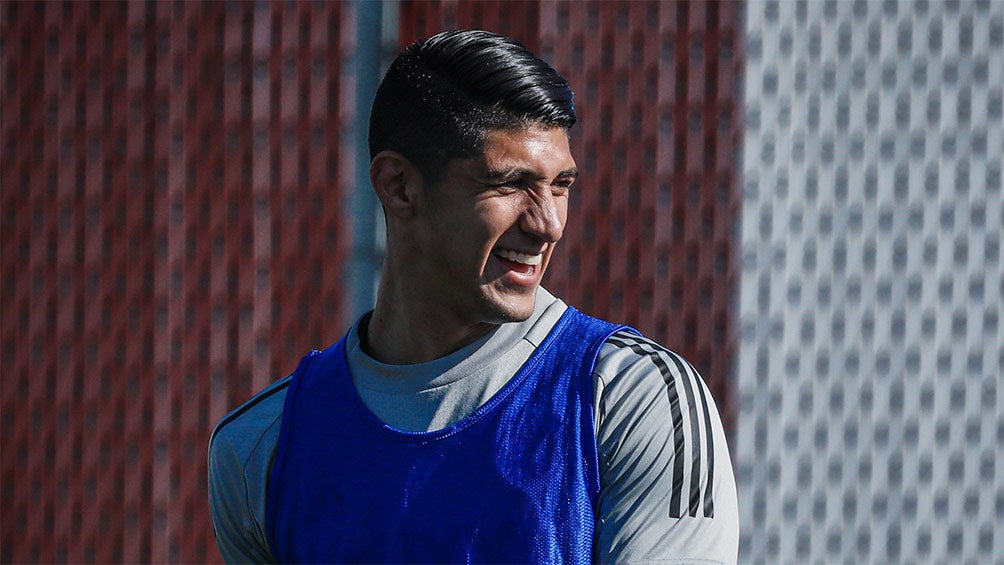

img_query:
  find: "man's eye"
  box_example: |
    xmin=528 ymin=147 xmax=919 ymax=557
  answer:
xmin=495 ymin=180 xmax=525 ymax=192
xmin=552 ymin=181 xmax=573 ymax=194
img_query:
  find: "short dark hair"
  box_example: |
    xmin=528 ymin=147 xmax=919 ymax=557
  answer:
xmin=368 ymin=29 xmax=576 ymax=184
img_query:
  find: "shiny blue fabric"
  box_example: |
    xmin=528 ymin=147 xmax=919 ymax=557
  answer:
xmin=266 ymin=308 xmax=628 ymax=563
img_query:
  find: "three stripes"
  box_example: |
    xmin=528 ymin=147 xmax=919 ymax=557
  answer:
xmin=607 ymin=332 xmax=717 ymax=519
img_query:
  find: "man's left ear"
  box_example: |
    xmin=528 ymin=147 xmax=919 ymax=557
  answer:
xmin=369 ymin=150 xmax=423 ymax=218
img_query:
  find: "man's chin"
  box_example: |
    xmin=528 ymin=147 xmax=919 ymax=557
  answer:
xmin=479 ymin=288 xmax=537 ymax=324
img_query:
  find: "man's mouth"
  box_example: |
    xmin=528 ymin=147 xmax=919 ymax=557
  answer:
xmin=494 ymin=249 xmax=543 ymax=265
xmin=493 ymin=249 xmax=543 ymax=276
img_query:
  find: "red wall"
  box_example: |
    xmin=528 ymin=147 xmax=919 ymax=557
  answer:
xmin=1 ymin=1 xmax=740 ymax=561
xmin=1 ymin=2 xmax=354 ymax=562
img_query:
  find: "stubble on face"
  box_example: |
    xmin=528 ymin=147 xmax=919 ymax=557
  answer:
xmin=417 ymin=125 xmax=576 ymax=328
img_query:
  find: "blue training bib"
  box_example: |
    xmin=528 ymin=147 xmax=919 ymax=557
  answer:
xmin=266 ymin=307 xmax=628 ymax=563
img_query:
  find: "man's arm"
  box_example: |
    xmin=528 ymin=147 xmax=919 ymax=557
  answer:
xmin=208 ymin=430 xmax=274 ymax=563
xmin=593 ymin=330 xmax=739 ymax=564
xmin=208 ymin=378 xmax=289 ymax=564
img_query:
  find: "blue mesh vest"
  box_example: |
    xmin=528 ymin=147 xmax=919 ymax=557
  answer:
xmin=266 ymin=307 xmax=629 ymax=563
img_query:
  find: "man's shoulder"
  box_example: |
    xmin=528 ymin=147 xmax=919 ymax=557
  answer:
xmin=208 ymin=377 xmax=290 ymax=564
xmin=594 ymin=327 xmax=690 ymax=357
xmin=596 ymin=329 xmax=695 ymax=379
xmin=591 ymin=329 xmax=738 ymax=562
xmin=209 ymin=376 xmax=291 ymax=462
xmin=594 ymin=328 xmax=721 ymax=419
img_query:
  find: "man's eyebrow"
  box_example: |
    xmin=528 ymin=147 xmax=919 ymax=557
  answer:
xmin=482 ymin=167 xmax=579 ymax=182
xmin=556 ymin=168 xmax=579 ymax=181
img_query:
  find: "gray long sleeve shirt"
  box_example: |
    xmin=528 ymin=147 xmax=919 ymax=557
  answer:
xmin=208 ymin=288 xmax=738 ymax=563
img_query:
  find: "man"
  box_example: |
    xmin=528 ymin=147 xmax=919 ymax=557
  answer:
xmin=209 ymin=29 xmax=738 ymax=563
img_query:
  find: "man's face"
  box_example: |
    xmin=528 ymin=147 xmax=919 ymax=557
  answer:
xmin=411 ymin=125 xmax=577 ymax=326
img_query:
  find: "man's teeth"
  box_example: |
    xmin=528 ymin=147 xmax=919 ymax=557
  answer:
xmin=495 ymin=249 xmax=543 ymax=266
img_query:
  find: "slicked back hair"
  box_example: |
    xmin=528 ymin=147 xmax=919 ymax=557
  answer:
xmin=368 ymin=29 xmax=576 ymax=185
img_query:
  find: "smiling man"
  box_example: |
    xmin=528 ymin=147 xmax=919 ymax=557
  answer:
xmin=209 ymin=29 xmax=738 ymax=564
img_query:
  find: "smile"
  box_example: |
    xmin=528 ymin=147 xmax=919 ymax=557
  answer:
xmin=493 ymin=249 xmax=543 ymax=266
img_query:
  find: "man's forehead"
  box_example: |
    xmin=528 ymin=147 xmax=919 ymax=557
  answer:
xmin=479 ymin=126 xmax=575 ymax=165
xmin=436 ymin=125 xmax=576 ymax=184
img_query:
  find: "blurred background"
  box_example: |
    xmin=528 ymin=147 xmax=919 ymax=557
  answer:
xmin=0 ymin=1 xmax=1000 ymax=563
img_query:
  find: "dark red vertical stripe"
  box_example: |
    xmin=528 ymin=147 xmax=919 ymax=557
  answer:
xmin=0 ymin=2 xmax=354 ymax=562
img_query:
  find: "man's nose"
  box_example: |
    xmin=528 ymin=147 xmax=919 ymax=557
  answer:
xmin=520 ymin=192 xmax=565 ymax=243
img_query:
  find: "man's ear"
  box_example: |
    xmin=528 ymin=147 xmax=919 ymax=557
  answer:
xmin=370 ymin=151 xmax=422 ymax=218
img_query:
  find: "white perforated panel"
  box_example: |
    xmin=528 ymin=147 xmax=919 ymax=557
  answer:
xmin=736 ymin=0 xmax=1003 ymax=562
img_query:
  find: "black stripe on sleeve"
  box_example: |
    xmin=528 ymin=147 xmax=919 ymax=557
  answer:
xmin=689 ymin=359 xmax=716 ymax=518
xmin=606 ymin=334 xmax=718 ymax=519
xmin=209 ymin=376 xmax=291 ymax=446
xmin=664 ymin=349 xmax=704 ymax=518
xmin=606 ymin=334 xmax=687 ymax=519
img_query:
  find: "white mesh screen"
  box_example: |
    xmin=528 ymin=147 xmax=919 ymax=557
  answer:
xmin=736 ymin=0 xmax=1003 ymax=562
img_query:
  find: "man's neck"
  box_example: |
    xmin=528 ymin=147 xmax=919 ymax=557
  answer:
xmin=363 ymin=293 xmax=498 ymax=365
